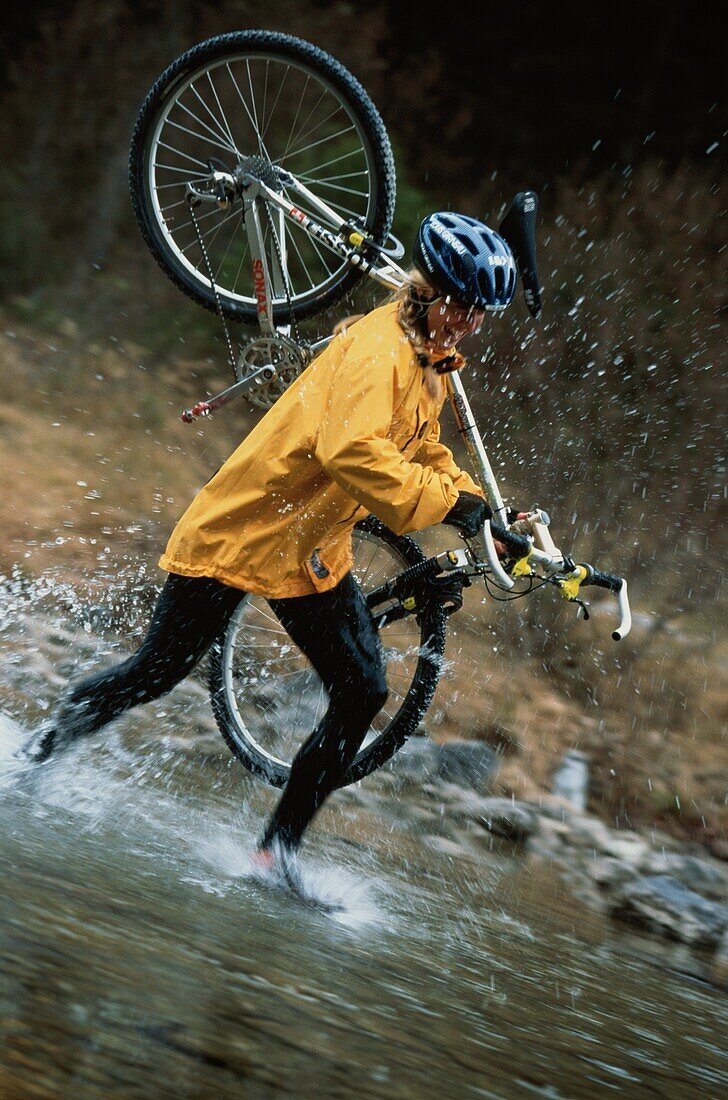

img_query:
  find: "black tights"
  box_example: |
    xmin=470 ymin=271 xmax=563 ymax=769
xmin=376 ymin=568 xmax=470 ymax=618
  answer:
xmin=56 ymin=572 xmax=387 ymax=850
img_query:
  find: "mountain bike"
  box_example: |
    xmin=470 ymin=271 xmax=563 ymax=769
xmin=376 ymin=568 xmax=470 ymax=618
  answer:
xmin=129 ymin=30 xmax=632 ymax=789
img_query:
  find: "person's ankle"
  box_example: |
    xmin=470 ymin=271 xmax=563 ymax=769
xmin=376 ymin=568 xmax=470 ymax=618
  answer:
xmin=250 ymin=847 xmax=276 ymax=873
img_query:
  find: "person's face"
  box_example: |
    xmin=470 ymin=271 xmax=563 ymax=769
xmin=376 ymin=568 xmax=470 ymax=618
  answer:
xmin=425 ymin=297 xmax=485 ymax=348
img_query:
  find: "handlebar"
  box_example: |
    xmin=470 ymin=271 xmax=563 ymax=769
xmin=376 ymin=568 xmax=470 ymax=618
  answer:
xmin=581 ymin=567 xmax=632 ymax=641
xmin=489 ymin=521 xmax=533 ymax=561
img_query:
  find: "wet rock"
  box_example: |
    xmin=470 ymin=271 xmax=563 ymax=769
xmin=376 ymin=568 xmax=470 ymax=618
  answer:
xmin=536 ymin=816 xmax=572 ymax=846
xmin=387 ymin=738 xmax=498 ymax=791
xmin=640 ymin=852 xmax=727 ymax=902
xmin=599 ymin=832 xmax=650 ymax=865
xmin=610 ymin=875 xmax=728 ymax=948
xmin=436 ymin=740 xmax=498 ymax=791
xmin=444 ymin=790 xmax=491 ymax=818
xmin=710 ymin=931 xmax=728 ymax=988
xmin=386 ymin=736 xmax=439 ymax=783
xmin=470 ymin=798 xmax=538 ymax=843
xmin=586 ymin=856 xmax=640 ymax=891
xmin=564 ymin=815 xmax=612 ymax=851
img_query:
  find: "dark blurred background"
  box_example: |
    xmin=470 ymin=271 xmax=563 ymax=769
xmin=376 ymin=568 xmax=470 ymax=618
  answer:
xmin=1 ymin=1 xmax=724 ymax=296
xmin=0 ymin=1 xmax=725 ymax=838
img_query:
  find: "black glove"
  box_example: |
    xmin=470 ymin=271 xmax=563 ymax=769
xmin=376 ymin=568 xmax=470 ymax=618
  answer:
xmin=405 ymin=571 xmax=471 ymax=617
xmin=442 ymin=492 xmax=492 ymax=539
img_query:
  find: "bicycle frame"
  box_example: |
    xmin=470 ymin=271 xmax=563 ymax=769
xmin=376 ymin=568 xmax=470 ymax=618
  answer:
xmin=182 ymin=165 xmax=632 ymax=641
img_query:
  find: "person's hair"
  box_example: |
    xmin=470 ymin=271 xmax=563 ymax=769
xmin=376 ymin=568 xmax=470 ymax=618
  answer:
xmin=331 ymin=268 xmax=437 ymax=356
xmin=390 ymin=268 xmax=437 ymax=357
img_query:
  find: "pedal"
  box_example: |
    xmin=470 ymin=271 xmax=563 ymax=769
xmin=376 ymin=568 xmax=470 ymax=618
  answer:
xmin=181 ymin=401 xmax=211 ymax=423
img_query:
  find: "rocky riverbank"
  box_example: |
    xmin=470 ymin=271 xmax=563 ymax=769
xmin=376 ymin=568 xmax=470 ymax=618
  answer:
xmin=359 ymin=738 xmax=728 ymax=984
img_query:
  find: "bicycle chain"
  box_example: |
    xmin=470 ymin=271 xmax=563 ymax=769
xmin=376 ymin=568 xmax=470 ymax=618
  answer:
xmin=187 ymin=194 xmax=238 ymax=380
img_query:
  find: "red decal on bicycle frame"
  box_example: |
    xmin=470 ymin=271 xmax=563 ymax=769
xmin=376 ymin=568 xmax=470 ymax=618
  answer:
xmin=290 ymin=207 xmax=306 ymax=224
xmin=252 ymin=258 xmax=268 ymax=318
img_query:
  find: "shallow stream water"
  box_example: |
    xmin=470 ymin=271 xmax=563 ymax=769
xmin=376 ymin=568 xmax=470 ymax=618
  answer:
xmin=0 ymin=604 xmax=726 ymax=1099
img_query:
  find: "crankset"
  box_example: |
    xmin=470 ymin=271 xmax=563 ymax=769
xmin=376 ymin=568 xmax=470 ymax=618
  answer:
xmin=236 ymin=334 xmax=309 ymax=409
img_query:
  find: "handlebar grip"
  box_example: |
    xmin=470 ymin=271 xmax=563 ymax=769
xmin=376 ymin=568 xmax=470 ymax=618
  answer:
xmin=489 ymin=522 xmax=532 ymax=560
xmin=582 ymin=567 xmax=631 ymax=641
xmin=584 ymin=568 xmax=622 ymax=594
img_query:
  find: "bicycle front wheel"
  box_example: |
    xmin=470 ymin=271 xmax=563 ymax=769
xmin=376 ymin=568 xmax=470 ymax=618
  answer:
xmin=208 ymin=517 xmax=446 ymax=789
xmin=129 ymin=31 xmax=396 ymax=324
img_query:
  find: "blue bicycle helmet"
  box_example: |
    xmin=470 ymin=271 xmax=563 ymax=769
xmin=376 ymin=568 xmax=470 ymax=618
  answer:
xmin=413 ymin=212 xmax=517 ymax=311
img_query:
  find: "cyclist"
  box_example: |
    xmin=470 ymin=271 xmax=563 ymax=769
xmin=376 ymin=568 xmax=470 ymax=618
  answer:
xmin=25 ymin=212 xmax=517 ymax=873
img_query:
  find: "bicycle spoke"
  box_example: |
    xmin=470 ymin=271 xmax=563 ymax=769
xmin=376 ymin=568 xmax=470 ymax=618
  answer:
xmin=215 ymin=209 xmax=245 ymax=280
xmin=261 ymin=63 xmax=288 ymax=143
xmin=153 ymin=162 xmax=209 ymax=177
xmin=246 ymin=58 xmax=272 ymax=159
xmin=159 ymin=196 xmax=190 ymax=216
xmin=175 ymin=98 xmax=240 ymax=156
xmin=172 ymin=201 xmax=230 ymax=236
xmin=281 ymin=72 xmax=311 ymax=163
xmin=299 ymin=168 xmax=368 ymax=184
xmin=225 ymin=60 xmax=270 ymax=161
xmin=284 ymin=227 xmax=318 ymax=290
xmin=189 ymin=81 xmax=238 ymax=152
xmin=280 ymin=123 xmax=357 ymax=166
xmin=157 ymin=140 xmax=210 ymax=171
xmin=154 ymin=180 xmax=200 ymax=191
xmin=286 ymin=145 xmax=367 ymax=176
xmin=260 ymin=59 xmax=270 ymax=140
xmin=283 ymin=90 xmax=336 ymax=161
xmin=179 ymin=205 xmax=242 ymax=257
xmin=165 ymin=116 xmax=238 ymax=159
xmin=249 ymin=602 xmax=284 ymax=628
xmin=238 ymin=620 xmax=287 ymax=635
xmin=205 ymin=70 xmax=239 ymax=154
xmin=287 ymin=217 xmax=337 ymax=284
xmin=295 ymin=176 xmax=369 ymax=199
xmin=231 ymin=238 xmax=251 ymax=295
xmin=355 ymin=543 xmax=382 ymax=585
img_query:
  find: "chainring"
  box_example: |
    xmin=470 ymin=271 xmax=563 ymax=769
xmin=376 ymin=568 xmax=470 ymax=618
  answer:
xmin=235 ymin=334 xmax=309 ymax=409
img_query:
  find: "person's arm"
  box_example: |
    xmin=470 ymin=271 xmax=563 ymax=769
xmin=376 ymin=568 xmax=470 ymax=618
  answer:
xmin=315 ymin=352 xmax=459 ymax=535
xmin=412 ymin=418 xmax=484 ymax=498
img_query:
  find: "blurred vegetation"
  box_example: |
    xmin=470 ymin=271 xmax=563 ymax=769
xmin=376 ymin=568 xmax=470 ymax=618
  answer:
xmin=0 ymin=0 xmax=725 ymax=842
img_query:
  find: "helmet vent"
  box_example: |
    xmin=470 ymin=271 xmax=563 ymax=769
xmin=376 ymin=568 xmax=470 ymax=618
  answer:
xmin=493 ymin=265 xmax=505 ymax=300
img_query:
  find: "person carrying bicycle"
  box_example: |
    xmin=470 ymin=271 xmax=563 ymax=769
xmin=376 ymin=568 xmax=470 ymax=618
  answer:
xmin=26 ymin=213 xmax=517 ymax=872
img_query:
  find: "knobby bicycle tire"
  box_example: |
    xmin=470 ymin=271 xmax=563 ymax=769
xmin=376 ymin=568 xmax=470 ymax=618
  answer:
xmin=129 ymin=31 xmax=396 ymax=324
xmin=208 ymin=517 xmax=446 ymax=788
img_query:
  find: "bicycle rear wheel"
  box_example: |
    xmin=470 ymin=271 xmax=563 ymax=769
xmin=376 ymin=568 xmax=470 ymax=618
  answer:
xmin=129 ymin=31 xmax=396 ymax=323
xmin=208 ymin=517 xmax=446 ymax=788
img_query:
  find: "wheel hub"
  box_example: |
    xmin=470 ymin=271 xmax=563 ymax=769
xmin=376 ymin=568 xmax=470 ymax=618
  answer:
xmin=234 ymin=156 xmax=281 ymax=192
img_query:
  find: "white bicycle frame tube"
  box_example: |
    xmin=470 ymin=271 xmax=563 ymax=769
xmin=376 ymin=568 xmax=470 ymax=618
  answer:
xmin=445 ymin=372 xmax=516 ymax=589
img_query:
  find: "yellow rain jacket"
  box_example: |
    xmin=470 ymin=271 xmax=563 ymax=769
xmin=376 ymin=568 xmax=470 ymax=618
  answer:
xmin=159 ymin=301 xmax=482 ymax=598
